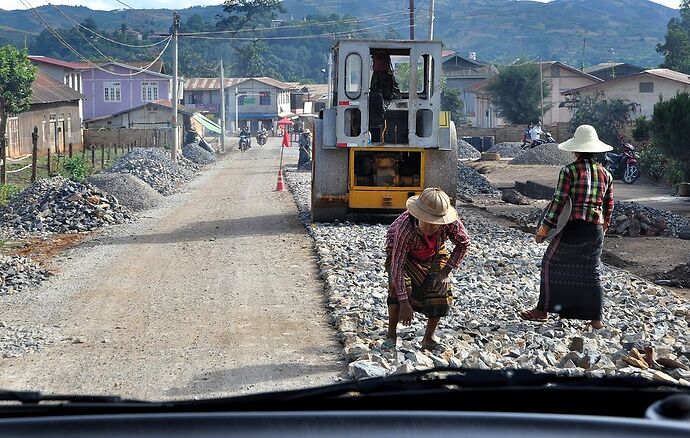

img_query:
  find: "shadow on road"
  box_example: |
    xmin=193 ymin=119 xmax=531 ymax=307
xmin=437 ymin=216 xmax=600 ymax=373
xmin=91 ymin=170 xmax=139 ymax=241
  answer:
xmin=164 ymin=362 xmax=342 ymax=397
xmin=84 ymin=212 xmax=302 ymax=247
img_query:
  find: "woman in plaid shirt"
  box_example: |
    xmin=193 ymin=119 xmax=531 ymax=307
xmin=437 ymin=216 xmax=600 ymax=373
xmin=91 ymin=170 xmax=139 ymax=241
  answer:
xmin=520 ymin=125 xmax=614 ymax=329
xmin=384 ymin=188 xmax=470 ymax=351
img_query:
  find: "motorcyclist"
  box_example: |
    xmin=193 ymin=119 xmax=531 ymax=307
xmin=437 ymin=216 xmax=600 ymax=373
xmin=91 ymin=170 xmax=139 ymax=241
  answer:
xmin=529 ymin=122 xmax=543 ymax=145
xmin=239 ymin=126 xmax=251 ymax=150
xmin=523 ymin=123 xmax=533 ymax=145
xmin=257 ymin=126 xmax=268 ymax=146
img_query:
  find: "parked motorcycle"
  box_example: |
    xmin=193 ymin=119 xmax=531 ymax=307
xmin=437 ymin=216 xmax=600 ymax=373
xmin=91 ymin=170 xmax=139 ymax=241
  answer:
xmin=256 ymin=131 xmax=268 ymax=147
xmin=605 ymin=143 xmax=640 ymax=184
xmin=521 ymin=132 xmax=556 ymax=149
xmin=239 ymin=135 xmax=251 ymax=152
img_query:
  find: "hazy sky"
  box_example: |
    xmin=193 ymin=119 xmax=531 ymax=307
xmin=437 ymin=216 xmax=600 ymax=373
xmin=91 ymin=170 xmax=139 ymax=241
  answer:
xmin=1 ymin=0 xmax=683 ymax=11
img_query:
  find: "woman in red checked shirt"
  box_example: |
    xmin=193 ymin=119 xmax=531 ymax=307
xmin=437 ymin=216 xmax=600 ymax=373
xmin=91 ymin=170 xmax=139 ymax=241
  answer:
xmin=520 ymin=125 xmax=614 ymax=330
xmin=383 ymin=188 xmax=470 ymax=352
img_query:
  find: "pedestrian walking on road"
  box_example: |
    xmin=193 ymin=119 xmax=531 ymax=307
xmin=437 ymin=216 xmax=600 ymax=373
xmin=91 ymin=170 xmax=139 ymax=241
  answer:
xmin=384 ymin=188 xmax=470 ymax=351
xmin=520 ymin=125 xmax=614 ymax=330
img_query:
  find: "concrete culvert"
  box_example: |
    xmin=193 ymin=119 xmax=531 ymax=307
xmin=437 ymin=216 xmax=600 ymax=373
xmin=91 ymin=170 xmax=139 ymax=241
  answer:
xmin=88 ymin=173 xmax=164 ymax=212
xmin=182 ymin=143 xmax=216 ymax=165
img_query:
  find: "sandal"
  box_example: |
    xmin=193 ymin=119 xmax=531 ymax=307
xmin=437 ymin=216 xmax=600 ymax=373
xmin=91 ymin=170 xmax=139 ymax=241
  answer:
xmin=421 ymin=341 xmax=446 ymax=352
xmin=519 ymin=309 xmax=548 ymax=322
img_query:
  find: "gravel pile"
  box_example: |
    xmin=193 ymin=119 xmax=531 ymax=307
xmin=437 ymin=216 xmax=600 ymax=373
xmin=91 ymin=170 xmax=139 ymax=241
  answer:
xmin=0 ymin=321 xmax=56 ymax=358
xmin=0 ymin=177 xmax=131 ymax=236
xmin=511 ymin=143 xmax=574 ymax=165
xmin=487 ymin=142 xmax=524 ymax=158
xmin=611 ymin=201 xmax=689 ymax=237
xmin=457 ymin=139 xmax=481 ymax=160
xmin=457 ymin=162 xmax=500 ymax=197
xmin=107 ymin=148 xmax=197 ymax=195
xmin=0 ymin=255 xmax=50 ymax=296
xmin=87 ymin=173 xmax=164 ymax=212
xmin=284 ymin=169 xmax=690 ymax=385
xmin=182 ymin=143 xmax=216 ymax=165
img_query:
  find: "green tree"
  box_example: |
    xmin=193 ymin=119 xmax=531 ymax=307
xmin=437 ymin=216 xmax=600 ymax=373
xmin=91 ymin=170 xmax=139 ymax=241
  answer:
xmin=652 ymin=91 xmax=690 ymax=180
xmin=0 ymin=45 xmax=37 ymax=183
xmin=485 ymin=63 xmax=550 ymax=125
xmin=184 ymin=14 xmax=206 ymax=33
xmin=233 ymin=39 xmax=270 ymax=77
xmin=216 ymin=0 xmax=285 ymax=33
xmin=441 ymin=87 xmax=464 ymax=124
xmin=569 ymin=91 xmax=637 ymax=146
xmin=657 ymin=0 xmax=690 ymax=73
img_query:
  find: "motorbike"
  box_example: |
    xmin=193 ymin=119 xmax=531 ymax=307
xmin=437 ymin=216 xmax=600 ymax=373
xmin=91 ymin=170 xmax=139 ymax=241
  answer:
xmin=605 ymin=143 xmax=640 ymax=184
xmin=521 ymin=132 xmax=556 ymax=149
xmin=239 ymin=135 xmax=251 ymax=152
xmin=256 ymin=131 xmax=268 ymax=147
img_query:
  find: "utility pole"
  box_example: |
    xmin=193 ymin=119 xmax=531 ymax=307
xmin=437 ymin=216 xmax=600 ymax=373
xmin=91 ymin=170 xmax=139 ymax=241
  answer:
xmin=220 ymin=58 xmax=226 ymax=152
xmin=235 ymin=87 xmax=239 ymax=136
xmin=171 ymin=12 xmax=180 ymax=160
xmin=581 ymin=37 xmax=586 ymax=71
xmin=409 ymin=0 xmax=415 ymax=40
xmin=538 ymin=56 xmax=544 ymax=124
xmin=326 ymin=53 xmax=333 ymax=109
xmin=429 ymin=0 xmax=435 ymax=40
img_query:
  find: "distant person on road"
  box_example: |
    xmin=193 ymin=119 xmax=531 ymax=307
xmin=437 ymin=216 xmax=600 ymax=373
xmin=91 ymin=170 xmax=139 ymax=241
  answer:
xmin=520 ymin=125 xmax=614 ymax=330
xmin=384 ymin=188 xmax=470 ymax=352
xmin=529 ymin=122 xmax=543 ymax=142
xmin=523 ymin=123 xmax=534 ymax=144
xmin=298 ymin=129 xmax=312 ymax=169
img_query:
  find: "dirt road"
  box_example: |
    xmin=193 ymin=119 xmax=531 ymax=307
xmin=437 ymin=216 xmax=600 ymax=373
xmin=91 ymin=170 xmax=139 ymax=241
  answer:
xmin=0 ymin=138 xmax=343 ymax=400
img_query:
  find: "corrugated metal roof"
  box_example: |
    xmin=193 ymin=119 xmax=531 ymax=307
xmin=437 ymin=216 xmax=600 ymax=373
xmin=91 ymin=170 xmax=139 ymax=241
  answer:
xmin=31 ymin=71 xmax=84 ymax=104
xmin=562 ymin=68 xmax=690 ymax=95
xmin=584 ymin=62 xmax=626 ymax=73
xmin=185 ymin=76 xmax=295 ymax=91
xmin=185 ymin=77 xmax=248 ymax=90
xmin=122 ymin=60 xmax=165 ymax=73
xmin=646 ymin=68 xmax=690 ymax=85
xmin=28 ymin=55 xmax=82 ymax=70
xmin=252 ymin=76 xmax=296 ymax=90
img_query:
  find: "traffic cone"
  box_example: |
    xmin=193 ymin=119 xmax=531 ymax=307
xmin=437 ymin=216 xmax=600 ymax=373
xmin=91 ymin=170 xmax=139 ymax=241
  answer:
xmin=276 ymin=169 xmax=285 ymax=192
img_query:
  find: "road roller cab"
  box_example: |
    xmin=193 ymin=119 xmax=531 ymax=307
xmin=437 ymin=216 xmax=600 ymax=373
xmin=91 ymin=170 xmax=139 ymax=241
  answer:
xmin=312 ymin=39 xmax=458 ymax=222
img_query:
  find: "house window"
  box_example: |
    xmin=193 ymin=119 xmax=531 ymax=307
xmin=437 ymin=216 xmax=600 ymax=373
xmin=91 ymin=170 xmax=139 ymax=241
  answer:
xmin=260 ymin=91 xmax=271 ymax=105
xmin=104 ymin=81 xmax=121 ymax=102
xmin=141 ymin=81 xmax=159 ymax=101
xmin=551 ymin=65 xmax=560 ymax=78
xmin=639 ymin=82 xmax=654 ymax=93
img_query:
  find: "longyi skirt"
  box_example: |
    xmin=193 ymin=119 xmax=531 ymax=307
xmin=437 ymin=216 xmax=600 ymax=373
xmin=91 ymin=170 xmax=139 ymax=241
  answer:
xmin=537 ymin=220 xmax=605 ymax=320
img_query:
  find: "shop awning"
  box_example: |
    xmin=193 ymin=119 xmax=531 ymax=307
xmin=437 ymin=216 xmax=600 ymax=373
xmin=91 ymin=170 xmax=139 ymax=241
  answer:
xmin=192 ymin=113 xmax=222 ymax=134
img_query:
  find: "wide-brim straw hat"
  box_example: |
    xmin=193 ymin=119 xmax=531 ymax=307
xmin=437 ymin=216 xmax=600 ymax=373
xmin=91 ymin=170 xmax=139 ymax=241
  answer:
xmin=406 ymin=187 xmax=458 ymax=225
xmin=558 ymin=125 xmax=613 ymax=153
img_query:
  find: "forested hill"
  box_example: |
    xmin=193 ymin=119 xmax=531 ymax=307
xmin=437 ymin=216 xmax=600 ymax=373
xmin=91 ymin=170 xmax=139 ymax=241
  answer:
xmin=0 ymin=0 xmax=677 ymax=82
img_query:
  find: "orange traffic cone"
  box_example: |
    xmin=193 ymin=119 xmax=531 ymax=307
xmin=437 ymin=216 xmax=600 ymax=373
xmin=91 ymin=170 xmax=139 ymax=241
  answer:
xmin=276 ymin=169 xmax=285 ymax=192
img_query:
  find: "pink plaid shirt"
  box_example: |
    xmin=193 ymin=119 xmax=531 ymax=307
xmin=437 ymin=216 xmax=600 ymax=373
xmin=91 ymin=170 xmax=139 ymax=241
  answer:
xmin=386 ymin=211 xmax=470 ymax=301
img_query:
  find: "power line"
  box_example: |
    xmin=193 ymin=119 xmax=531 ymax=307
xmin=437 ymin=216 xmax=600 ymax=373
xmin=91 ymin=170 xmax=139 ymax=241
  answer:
xmin=181 ymin=10 xmax=407 ymax=36
xmin=184 ymin=13 xmax=426 ymax=41
xmin=46 ymin=1 xmax=170 ymax=48
xmin=43 ymin=0 xmax=159 ymax=65
xmin=20 ymin=0 xmax=172 ymax=77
